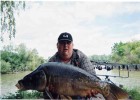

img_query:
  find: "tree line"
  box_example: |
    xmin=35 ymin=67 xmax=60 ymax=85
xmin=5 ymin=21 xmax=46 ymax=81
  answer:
xmin=1 ymin=43 xmax=45 ymax=74
xmin=111 ymin=40 xmax=140 ymax=64
xmin=1 ymin=40 xmax=140 ymax=74
xmin=90 ymin=40 xmax=140 ymax=64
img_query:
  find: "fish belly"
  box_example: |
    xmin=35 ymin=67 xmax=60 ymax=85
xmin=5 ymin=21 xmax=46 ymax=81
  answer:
xmin=47 ymin=76 xmax=101 ymax=97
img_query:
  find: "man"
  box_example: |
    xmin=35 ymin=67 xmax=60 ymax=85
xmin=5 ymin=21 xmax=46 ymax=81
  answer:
xmin=49 ymin=32 xmax=96 ymax=75
xmin=43 ymin=32 xmax=101 ymax=99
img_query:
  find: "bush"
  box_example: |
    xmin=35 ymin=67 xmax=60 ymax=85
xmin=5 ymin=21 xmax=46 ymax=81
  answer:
xmin=1 ymin=60 xmax=11 ymax=74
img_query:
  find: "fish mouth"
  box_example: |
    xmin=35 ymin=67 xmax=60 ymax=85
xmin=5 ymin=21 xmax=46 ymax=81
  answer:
xmin=15 ymin=83 xmax=24 ymax=90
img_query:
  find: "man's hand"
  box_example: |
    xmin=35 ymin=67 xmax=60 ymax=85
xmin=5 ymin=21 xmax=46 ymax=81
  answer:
xmin=86 ymin=89 xmax=99 ymax=97
xmin=91 ymin=89 xmax=99 ymax=95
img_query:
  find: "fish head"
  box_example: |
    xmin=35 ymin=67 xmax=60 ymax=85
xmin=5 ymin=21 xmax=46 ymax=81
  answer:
xmin=16 ymin=70 xmax=46 ymax=92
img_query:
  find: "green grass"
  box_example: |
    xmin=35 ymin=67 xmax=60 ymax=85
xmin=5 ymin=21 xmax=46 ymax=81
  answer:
xmin=124 ymin=88 xmax=140 ymax=100
xmin=1 ymin=90 xmax=43 ymax=99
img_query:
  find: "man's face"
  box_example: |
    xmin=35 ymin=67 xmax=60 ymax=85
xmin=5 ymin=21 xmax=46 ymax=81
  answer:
xmin=57 ymin=41 xmax=73 ymax=60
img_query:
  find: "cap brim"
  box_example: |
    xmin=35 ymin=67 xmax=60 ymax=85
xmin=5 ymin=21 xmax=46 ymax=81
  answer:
xmin=58 ymin=39 xmax=72 ymax=42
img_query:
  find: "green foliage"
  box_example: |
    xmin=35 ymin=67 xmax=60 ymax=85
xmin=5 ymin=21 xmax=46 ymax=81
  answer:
xmin=0 ymin=1 xmax=25 ymax=41
xmin=2 ymin=90 xmax=43 ymax=99
xmin=111 ymin=40 xmax=140 ymax=64
xmin=124 ymin=88 xmax=140 ymax=100
xmin=1 ymin=60 xmax=11 ymax=74
xmin=1 ymin=43 xmax=45 ymax=74
xmin=90 ymin=54 xmax=112 ymax=62
xmin=111 ymin=42 xmax=125 ymax=63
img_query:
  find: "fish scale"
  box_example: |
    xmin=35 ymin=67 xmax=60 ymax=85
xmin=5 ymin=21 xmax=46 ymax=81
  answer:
xmin=41 ymin=62 xmax=97 ymax=80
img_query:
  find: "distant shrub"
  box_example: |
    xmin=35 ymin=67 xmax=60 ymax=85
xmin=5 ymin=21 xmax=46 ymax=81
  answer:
xmin=1 ymin=60 xmax=11 ymax=74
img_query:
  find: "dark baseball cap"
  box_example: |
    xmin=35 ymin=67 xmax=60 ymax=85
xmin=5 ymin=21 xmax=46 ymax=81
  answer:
xmin=58 ymin=32 xmax=73 ymax=42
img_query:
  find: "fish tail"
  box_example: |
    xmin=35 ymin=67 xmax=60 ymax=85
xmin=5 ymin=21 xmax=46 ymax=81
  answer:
xmin=107 ymin=83 xmax=129 ymax=100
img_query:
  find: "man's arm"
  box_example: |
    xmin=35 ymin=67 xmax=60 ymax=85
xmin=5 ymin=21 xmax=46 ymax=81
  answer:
xmin=77 ymin=50 xmax=96 ymax=75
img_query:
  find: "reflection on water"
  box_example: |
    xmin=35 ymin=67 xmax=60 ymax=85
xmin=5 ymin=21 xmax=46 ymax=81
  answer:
xmin=1 ymin=69 xmax=140 ymax=97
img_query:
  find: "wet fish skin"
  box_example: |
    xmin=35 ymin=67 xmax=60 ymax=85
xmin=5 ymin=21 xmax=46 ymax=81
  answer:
xmin=16 ymin=70 xmax=46 ymax=91
xmin=16 ymin=62 xmax=129 ymax=100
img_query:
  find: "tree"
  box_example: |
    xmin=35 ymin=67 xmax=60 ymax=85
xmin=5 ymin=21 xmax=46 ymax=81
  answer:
xmin=1 ymin=43 xmax=45 ymax=73
xmin=90 ymin=54 xmax=112 ymax=62
xmin=1 ymin=1 xmax=25 ymax=41
xmin=1 ymin=60 xmax=11 ymax=74
xmin=111 ymin=40 xmax=140 ymax=64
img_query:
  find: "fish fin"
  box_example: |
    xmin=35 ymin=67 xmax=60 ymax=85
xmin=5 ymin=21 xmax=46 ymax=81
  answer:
xmin=60 ymin=95 xmax=72 ymax=100
xmin=45 ymin=90 xmax=54 ymax=99
xmin=109 ymin=83 xmax=129 ymax=99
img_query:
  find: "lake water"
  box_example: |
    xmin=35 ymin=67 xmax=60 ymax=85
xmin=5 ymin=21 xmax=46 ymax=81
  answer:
xmin=95 ymin=69 xmax=140 ymax=91
xmin=1 ymin=71 xmax=31 ymax=97
xmin=1 ymin=69 xmax=140 ymax=97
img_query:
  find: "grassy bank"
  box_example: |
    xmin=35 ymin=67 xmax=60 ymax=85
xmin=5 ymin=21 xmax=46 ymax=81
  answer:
xmin=1 ymin=88 xmax=140 ymax=99
xmin=1 ymin=90 xmax=43 ymax=99
xmin=124 ymin=88 xmax=140 ymax=100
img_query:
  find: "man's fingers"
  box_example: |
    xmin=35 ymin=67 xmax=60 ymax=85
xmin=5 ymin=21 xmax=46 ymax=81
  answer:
xmin=91 ymin=90 xmax=99 ymax=95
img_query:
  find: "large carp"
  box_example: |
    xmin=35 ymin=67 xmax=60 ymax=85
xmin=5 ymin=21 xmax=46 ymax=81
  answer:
xmin=16 ymin=62 xmax=128 ymax=100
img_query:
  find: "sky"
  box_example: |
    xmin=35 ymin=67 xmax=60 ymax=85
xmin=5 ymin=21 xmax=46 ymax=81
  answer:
xmin=2 ymin=1 xmax=140 ymax=59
